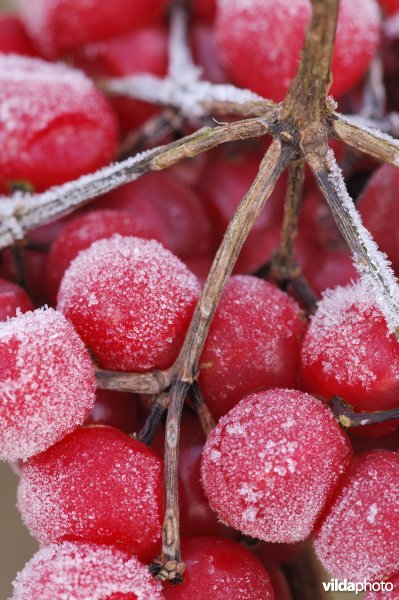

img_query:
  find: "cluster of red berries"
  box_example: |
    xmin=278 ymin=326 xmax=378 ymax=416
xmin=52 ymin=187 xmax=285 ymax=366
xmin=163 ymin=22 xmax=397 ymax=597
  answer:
xmin=1 ymin=0 xmax=399 ymax=598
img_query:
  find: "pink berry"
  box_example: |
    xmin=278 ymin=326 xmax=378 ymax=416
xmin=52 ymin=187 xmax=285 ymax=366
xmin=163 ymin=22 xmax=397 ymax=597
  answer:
xmin=18 ymin=426 xmax=163 ymax=561
xmin=358 ymin=164 xmax=399 ymax=273
xmin=163 ymin=537 xmax=275 ymax=599
xmin=379 ymin=0 xmax=399 ymax=15
xmin=199 ymin=276 xmax=306 ymax=420
xmin=0 ymin=279 xmax=33 ymax=321
xmin=0 ymin=308 xmax=95 ymax=462
xmin=216 ymin=0 xmax=381 ymax=101
xmin=45 ymin=209 xmax=157 ymax=303
xmin=0 ymin=55 xmax=118 ymax=192
xmin=11 ymin=542 xmax=163 ymax=600
xmin=19 ymin=0 xmax=168 ymax=57
xmin=201 ymin=389 xmax=352 ymax=542
xmin=314 ymin=450 xmax=399 ymax=582
xmin=58 ymin=235 xmax=200 ymax=372
xmin=300 ymin=280 xmax=399 ymax=412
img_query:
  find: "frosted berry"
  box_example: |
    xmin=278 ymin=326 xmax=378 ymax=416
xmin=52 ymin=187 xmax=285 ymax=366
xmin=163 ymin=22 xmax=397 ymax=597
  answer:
xmin=45 ymin=209 xmax=157 ymax=303
xmin=300 ymin=281 xmax=399 ymax=412
xmin=18 ymin=426 xmax=163 ymax=561
xmin=364 ymin=574 xmax=399 ymax=599
xmin=20 ymin=0 xmax=168 ymax=57
xmin=379 ymin=0 xmax=399 ymax=15
xmin=163 ymin=537 xmax=275 ymax=599
xmin=201 ymin=389 xmax=352 ymax=542
xmin=199 ymin=276 xmax=306 ymax=420
xmin=58 ymin=236 xmax=200 ymax=372
xmin=0 ymin=55 xmax=117 ymax=192
xmin=0 ymin=279 xmax=33 ymax=321
xmin=314 ymin=450 xmax=399 ymax=582
xmin=0 ymin=308 xmax=95 ymax=462
xmin=216 ymin=0 xmax=381 ymax=101
xmin=11 ymin=542 xmax=163 ymax=600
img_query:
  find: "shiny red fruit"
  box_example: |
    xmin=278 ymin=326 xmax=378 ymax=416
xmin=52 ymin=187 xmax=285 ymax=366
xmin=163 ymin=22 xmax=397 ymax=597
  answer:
xmin=0 ymin=278 xmax=33 ymax=321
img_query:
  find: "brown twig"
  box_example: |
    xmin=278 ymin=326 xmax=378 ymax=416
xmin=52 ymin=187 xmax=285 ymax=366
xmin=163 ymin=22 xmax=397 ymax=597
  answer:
xmin=332 ymin=396 xmax=399 ymax=428
xmin=95 ymin=366 xmax=172 ymax=394
xmin=187 ymin=381 xmax=215 ymax=437
xmin=152 ymin=138 xmax=294 ymax=580
xmin=137 ymin=391 xmax=170 ymax=446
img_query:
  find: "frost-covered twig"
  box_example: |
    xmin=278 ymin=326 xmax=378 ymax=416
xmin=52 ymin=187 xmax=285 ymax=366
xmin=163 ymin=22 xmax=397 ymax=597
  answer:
xmin=308 ymin=147 xmax=399 ymax=336
xmin=0 ymin=116 xmax=275 ymax=250
xmin=332 ymin=112 xmax=399 ymax=166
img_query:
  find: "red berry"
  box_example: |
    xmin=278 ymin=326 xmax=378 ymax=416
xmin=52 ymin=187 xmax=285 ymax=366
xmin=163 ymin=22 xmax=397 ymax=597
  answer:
xmin=193 ymin=0 xmax=217 ymax=22
xmin=0 ymin=278 xmax=33 ymax=321
xmin=0 ymin=14 xmax=38 ymax=56
xmin=45 ymin=209 xmax=157 ymax=303
xmin=11 ymin=542 xmax=163 ymax=600
xmin=191 ymin=23 xmax=229 ymax=84
xmin=163 ymin=537 xmax=275 ymax=599
xmin=201 ymin=389 xmax=352 ymax=542
xmin=199 ymin=276 xmax=306 ymax=420
xmin=86 ymin=390 xmax=141 ymax=435
xmin=0 ymin=55 xmax=118 ymax=192
xmin=19 ymin=0 xmax=168 ymax=57
xmin=73 ymin=26 xmax=168 ymax=134
xmin=358 ymin=164 xmax=399 ymax=273
xmin=300 ymin=280 xmax=399 ymax=412
xmin=216 ymin=0 xmax=381 ymax=101
xmin=18 ymin=427 xmax=163 ymax=561
xmin=58 ymin=235 xmax=200 ymax=372
xmin=0 ymin=308 xmax=95 ymax=461
xmin=98 ymin=172 xmax=214 ymax=258
xmin=314 ymin=450 xmax=399 ymax=582
xmin=379 ymin=0 xmax=399 ymax=15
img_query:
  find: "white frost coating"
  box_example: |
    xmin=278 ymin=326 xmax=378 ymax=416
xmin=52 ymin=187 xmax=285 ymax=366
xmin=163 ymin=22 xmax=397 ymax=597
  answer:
xmin=337 ymin=113 xmax=399 ymax=160
xmin=168 ymin=6 xmax=202 ymax=85
xmin=326 ymin=149 xmax=399 ymax=333
xmin=0 ymin=146 xmax=161 ymax=249
xmin=11 ymin=542 xmax=163 ymax=600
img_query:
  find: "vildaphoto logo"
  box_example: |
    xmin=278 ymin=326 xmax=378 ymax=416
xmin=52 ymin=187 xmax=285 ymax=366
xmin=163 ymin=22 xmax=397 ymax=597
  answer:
xmin=322 ymin=579 xmax=394 ymax=594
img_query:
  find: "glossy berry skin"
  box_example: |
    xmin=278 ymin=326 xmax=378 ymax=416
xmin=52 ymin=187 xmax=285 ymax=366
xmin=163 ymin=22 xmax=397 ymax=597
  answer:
xmin=0 ymin=279 xmax=33 ymax=321
xmin=20 ymin=0 xmax=168 ymax=57
xmin=163 ymin=537 xmax=275 ymax=599
xmin=193 ymin=0 xmax=217 ymax=21
xmin=216 ymin=0 xmax=380 ymax=101
xmin=18 ymin=427 xmax=163 ymax=562
xmin=11 ymin=542 xmax=163 ymax=600
xmin=0 ymin=14 xmax=38 ymax=56
xmin=73 ymin=26 xmax=168 ymax=134
xmin=86 ymin=390 xmax=141 ymax=435
xmin=300 ymin=281 xmax=399 ymax=412
xmin=0 ymin=55 xmax=117 ymax=192
xmin=45 ymin=209 xmax=157 ymax=303
xmin=199 ymin=276 xmax=306 ymax=420
xmin=202 ymin=389 xmax=352 ymax=543
xmin=98 ymin=172 xmax=214 ymax=258
xmin=58 ymin=236 xmax=200 ymax=372
xmin=379 ymin=0 xmax=399 ymax=15
xmin=358 ymin=164 xmax=399 ymax=273
xmin=314 ymin=450 xmax=399 ymax=582
xmin=0 ymin=308 xmax=95 ymax=462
